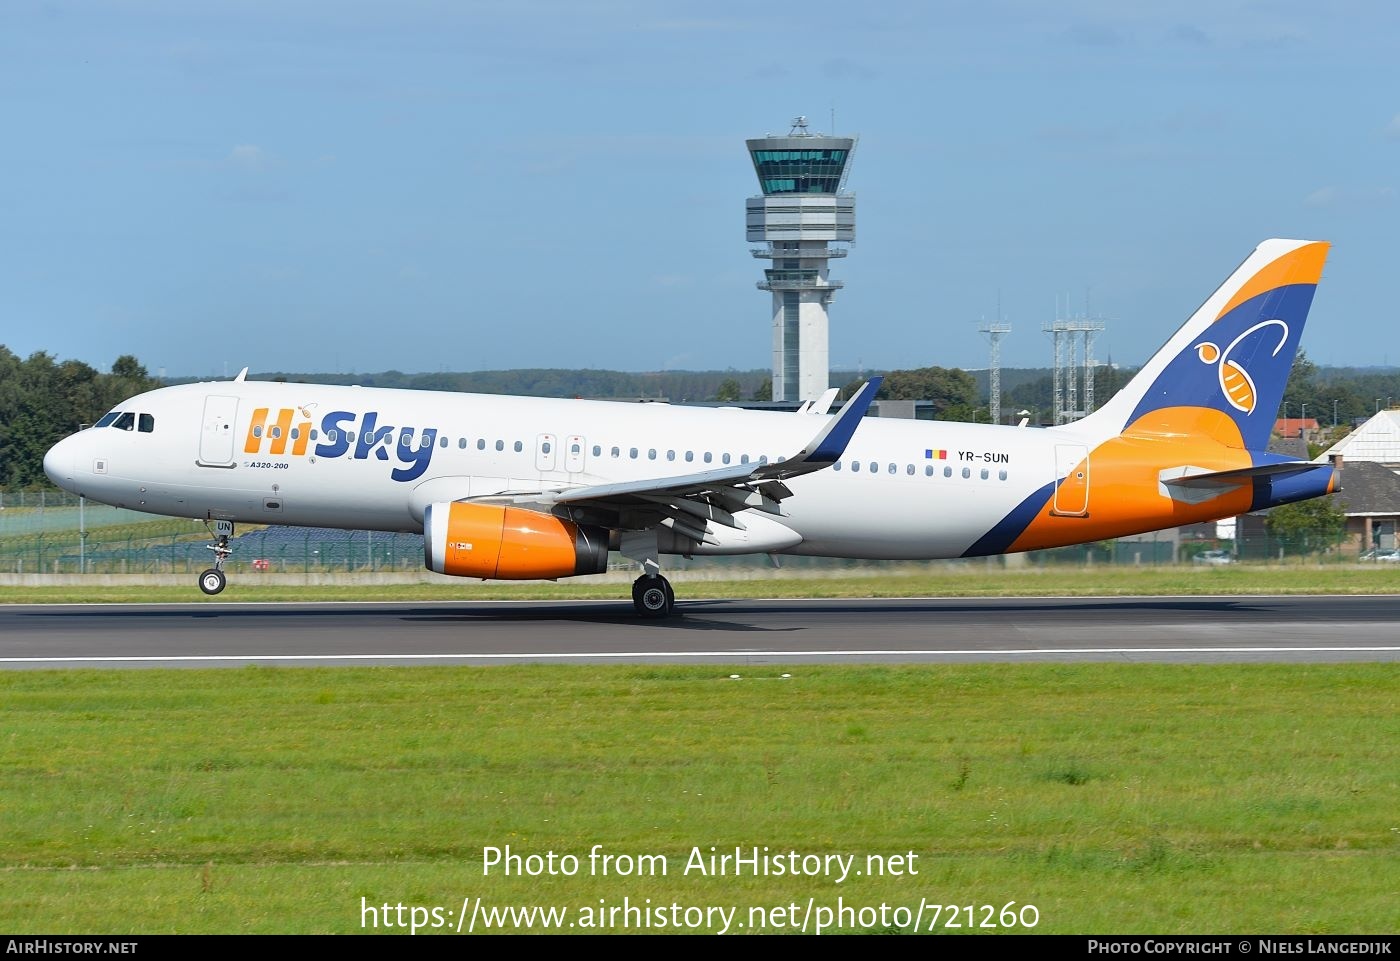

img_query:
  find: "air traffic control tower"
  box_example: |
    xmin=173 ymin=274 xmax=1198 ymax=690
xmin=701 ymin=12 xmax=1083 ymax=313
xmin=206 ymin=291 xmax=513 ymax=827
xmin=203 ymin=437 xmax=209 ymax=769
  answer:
xmin=747 ymin=116 xmax=856 ymax=402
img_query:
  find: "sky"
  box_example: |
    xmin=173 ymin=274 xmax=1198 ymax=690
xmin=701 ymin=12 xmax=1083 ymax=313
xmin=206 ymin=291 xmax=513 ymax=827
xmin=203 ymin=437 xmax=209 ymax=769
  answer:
xmin=3 ymin=1 xmax=1399 ymax=380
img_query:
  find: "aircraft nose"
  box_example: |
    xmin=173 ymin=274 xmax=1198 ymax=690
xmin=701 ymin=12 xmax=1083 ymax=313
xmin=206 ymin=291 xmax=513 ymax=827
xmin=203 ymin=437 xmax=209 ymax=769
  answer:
xmin=44 ymin=435 xmax=77 ymax=490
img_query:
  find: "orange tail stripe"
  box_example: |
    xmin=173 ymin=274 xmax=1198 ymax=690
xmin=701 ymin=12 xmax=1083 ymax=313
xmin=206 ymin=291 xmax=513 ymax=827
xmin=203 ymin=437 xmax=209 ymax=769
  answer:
xmin=1215 ymin=241 xmax=1329 ymax=320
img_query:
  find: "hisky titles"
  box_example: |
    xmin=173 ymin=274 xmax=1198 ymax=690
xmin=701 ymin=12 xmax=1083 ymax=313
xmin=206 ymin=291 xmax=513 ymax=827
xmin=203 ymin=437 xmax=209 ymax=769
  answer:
xmin=244 ymin=407 xmax=440 ymax=482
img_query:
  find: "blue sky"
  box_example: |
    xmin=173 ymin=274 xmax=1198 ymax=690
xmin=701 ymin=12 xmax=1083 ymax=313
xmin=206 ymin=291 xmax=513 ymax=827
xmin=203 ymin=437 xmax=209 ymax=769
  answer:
xmin=3 ymin=1 xmax=1398 ymax=380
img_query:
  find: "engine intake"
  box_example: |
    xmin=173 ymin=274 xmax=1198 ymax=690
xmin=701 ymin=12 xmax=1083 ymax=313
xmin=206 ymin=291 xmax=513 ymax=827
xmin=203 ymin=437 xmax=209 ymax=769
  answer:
xmin=424 ymin=502 xmax=609 ymax=579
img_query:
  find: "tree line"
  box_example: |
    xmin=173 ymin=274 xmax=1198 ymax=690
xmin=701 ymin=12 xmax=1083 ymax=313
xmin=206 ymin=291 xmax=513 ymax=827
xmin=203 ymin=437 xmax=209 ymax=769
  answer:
xmin=0 ymin=347 xmax=161 ymax=488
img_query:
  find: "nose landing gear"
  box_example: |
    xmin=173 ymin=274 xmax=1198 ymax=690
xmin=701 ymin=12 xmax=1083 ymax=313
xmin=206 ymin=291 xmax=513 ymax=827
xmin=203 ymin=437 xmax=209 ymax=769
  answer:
xmin=198 ymin=520 xmax=234 ymax=595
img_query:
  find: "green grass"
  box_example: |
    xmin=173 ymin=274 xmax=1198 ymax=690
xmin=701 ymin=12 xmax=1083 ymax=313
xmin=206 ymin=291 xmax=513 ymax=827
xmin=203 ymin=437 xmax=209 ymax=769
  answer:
xmin=2 ymin=564 xmax=1399 ymax=605
xmin=2 ymin=664 xmax=1396 ymax=933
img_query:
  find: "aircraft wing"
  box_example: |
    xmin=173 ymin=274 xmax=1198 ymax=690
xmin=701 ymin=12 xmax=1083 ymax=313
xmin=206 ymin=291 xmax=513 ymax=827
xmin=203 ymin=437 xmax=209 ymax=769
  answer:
xmin=510 ymin=378 xmax=882 ymax=541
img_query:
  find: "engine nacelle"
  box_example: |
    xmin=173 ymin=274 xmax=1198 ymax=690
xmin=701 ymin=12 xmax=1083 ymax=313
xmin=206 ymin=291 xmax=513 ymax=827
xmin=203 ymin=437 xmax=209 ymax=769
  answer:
xmin=424 ymin=502 xmax=609 ymax=579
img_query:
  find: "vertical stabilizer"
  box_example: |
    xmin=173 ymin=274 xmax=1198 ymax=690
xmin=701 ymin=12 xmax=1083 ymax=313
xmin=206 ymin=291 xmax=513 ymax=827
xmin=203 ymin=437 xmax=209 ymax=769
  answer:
xmin=1073 ymin=239 xmax=1329 ymax=451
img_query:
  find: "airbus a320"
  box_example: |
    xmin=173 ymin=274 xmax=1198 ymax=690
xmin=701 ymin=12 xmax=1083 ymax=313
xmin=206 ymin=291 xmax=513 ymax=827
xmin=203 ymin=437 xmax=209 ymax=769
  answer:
xmin=44 ymin=239 xmax=1337 ymax=616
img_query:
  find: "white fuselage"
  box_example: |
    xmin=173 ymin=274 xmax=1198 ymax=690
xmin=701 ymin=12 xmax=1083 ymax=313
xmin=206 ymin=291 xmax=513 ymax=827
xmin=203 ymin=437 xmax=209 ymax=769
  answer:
xmin=44 ymin=381 xmax=1070 ymax=560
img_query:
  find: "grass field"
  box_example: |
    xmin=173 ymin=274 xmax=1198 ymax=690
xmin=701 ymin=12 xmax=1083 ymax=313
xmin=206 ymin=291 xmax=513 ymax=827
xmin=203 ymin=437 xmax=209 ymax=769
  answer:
xmin=2 ymin=664 xmax=1397 ymax=934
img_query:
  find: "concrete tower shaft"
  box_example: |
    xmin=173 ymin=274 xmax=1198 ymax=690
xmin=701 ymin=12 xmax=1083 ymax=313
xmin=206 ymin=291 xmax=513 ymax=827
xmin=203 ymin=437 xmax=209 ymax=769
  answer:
xmin=746 ymin=117 xmax=856 ymax=403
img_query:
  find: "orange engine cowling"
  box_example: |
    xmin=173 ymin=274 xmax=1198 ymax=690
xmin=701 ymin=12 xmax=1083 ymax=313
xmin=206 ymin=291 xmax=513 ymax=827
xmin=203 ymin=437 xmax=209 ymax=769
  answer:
xmin=423 ymin=502 xmax=609 ymax=580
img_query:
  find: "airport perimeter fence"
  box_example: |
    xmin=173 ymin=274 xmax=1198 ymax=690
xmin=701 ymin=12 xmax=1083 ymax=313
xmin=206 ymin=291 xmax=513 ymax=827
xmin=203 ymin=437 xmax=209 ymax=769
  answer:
xmin=0 ymin=490 xmax=1373 ymax=574
xmin=0 ymin=526 xmax=430 ymax=576
xmin=0 ymin=490 xmax=85 ymax=510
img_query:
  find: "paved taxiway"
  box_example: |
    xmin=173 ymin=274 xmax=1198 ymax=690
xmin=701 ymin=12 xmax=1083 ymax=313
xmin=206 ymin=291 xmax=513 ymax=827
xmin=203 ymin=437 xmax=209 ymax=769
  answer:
xmin=1 ymin=595 xmax=1397 ymax=668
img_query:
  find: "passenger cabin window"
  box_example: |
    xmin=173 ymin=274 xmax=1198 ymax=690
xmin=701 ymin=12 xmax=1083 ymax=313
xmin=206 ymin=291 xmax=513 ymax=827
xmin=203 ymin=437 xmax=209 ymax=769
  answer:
xmin=138 ymin=413 xmax=155 ymax=433
xmin=495 ymin=440 xmax=504 ymax=451
xmin=112 ymin=412 xmax=136 ymax=431
xmin=513 ymin=441 xmax=522 ymax=452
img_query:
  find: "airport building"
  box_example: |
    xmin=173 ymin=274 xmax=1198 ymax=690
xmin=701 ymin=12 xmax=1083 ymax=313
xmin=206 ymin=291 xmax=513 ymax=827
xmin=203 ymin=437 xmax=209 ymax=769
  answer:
xmin=746 ymin=117 xmax=856 ymax=402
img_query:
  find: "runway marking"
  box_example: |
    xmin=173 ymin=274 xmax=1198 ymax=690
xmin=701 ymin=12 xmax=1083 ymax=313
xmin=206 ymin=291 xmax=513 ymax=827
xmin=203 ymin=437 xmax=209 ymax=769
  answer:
xmin=5 ymin=592 xmax=1399 ymax=611
xmin=3 ymin=646 xmax=1398 ymax=664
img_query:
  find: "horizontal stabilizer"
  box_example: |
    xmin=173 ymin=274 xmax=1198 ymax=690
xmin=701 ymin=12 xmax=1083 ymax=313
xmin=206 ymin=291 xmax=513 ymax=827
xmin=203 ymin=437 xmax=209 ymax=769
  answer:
xmin=1160 ymin=461 xmax=1318 ymax=490
xmin=1158 ymin=460 xmax=1322 ymax=505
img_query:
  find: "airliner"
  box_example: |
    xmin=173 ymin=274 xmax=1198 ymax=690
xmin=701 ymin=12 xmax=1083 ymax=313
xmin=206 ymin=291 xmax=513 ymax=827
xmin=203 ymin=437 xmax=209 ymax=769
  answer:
xmin=44 ymin=239 xmax=1338 ymax=616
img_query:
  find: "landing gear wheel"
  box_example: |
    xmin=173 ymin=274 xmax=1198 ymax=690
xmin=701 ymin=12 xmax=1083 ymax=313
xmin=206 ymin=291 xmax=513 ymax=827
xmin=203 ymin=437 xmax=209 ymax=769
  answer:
xmin=632 ymin=574 xmax=675 ymax=618
xmin=200 ymin=520 xmax=234 ymax=596
xmin=198 ymin=568 xmax=227 ymax=595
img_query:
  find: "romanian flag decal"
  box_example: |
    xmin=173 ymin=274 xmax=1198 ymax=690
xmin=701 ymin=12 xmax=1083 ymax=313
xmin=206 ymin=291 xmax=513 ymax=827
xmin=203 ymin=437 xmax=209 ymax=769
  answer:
xmin=925 ymin=449 xmax=947 ymax=460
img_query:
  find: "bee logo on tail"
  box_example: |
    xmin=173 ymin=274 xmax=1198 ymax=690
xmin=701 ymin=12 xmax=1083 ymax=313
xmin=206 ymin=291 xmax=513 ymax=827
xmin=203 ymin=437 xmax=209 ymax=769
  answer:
xmin=1193 ymin=319 xmax=1289 ymax=415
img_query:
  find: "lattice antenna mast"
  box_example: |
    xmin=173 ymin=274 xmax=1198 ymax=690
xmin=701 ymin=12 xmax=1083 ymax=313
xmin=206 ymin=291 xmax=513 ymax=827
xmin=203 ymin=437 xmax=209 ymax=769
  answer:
xmin=979 ymin=308 xmax=1011 ymax=426
xmin=1043 ymin=294 xmax=1106 ymax=425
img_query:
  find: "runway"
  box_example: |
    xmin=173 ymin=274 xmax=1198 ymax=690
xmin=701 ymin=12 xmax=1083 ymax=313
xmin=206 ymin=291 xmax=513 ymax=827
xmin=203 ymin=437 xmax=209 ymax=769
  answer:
xmin=1 ymin=595 xmax=1397 ymax=668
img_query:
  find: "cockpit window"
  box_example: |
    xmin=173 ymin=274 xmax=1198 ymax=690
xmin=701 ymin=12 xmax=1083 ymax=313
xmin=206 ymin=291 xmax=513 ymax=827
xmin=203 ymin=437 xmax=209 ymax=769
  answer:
xmin=93 ymin=412 xmax=120 ymax=429
xmin=138 ymin=413 xmax=155 ymax=433
xmin=112 ymin=412 xmax=136 ymax=431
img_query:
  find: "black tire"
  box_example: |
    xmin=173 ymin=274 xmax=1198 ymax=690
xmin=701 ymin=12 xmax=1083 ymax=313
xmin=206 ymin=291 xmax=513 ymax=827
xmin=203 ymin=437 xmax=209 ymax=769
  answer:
xmin=198 ymin=569 xmax=227 ymax=595
xmin=632 ymin=575 xmax=674 ymax=618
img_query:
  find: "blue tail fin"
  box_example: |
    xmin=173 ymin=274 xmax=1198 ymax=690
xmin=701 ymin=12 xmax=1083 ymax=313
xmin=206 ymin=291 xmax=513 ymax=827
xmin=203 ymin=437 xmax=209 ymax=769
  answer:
xmin=1077 ymin=239 xmax=1329 ymax=451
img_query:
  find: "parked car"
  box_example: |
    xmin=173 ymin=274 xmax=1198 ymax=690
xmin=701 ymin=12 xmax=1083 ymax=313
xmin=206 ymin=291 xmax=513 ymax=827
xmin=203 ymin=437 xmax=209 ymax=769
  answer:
xmin=1358 ymin=548 xmax=1400 ymax=562
xmin=1192 ymin=549 xmax=1235 ymax=566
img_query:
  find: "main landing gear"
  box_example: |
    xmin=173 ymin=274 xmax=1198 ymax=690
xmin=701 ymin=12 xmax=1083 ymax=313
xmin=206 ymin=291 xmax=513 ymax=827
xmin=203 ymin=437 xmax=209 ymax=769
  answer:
xmin=198 ymin=520 xmax=234 ymax=595
xmin=631 ymin=573 xmax=675 ymax=618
